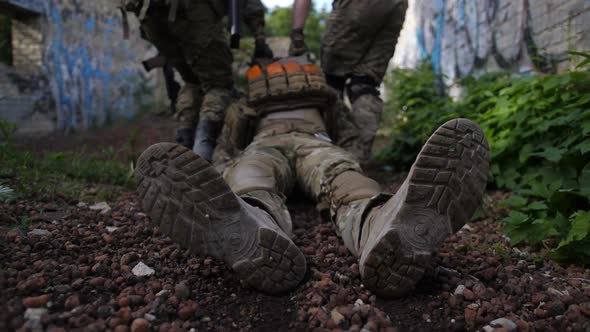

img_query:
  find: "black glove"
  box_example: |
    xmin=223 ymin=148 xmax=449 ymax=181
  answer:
xmin=253 ymin=38 xmax=274 ymax=60
xmin=289 ymin=28 xmax=309 ymax=56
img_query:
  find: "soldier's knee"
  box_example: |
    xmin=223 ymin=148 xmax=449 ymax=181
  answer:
xmin=224 ymin=151 xmax=290 ymax=195
xmin=200 ymin=88 xmax=231 ymax=122
xmin=326 ymin=74 xmax=347 ymax=94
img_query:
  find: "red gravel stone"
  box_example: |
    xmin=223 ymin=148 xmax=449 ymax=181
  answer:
xmin=23 ymin=294 xmax=50 ymax=308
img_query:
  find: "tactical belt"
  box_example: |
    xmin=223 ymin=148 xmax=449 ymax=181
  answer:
xmin=256 ymin=108 xmax=329 ymax=138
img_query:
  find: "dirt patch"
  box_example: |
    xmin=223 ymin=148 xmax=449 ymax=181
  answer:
xmin=2 ymin=119 xmax=590 ymax=331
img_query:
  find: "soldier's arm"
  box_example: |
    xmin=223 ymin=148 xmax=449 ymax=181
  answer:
xmin=289 ymin=0 xmax=311 ymax=56
xmin=244 ymin=0 xmax=274 ymax=59
xmin=292 ymin=0 xmax=311 ymax=30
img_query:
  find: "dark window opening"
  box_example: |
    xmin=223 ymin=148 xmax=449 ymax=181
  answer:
xmin=0 ymin=13 xmax=12 ymax=66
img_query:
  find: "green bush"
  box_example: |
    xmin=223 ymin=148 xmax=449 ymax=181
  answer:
xmin=378 ymin=57 xmax=590 ymax=264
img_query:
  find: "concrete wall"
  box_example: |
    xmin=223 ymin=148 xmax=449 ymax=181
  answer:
xmin=392 ymin=0 xmax=590 ymax=88
xmin=0 ymin=0 xmax=158 ymax=135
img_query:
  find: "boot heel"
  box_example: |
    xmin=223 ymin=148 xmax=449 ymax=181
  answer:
xmin=233 ymin=228 xmax=307 ymax=294
xmin=136 ymin=142 xmax=306 ymax=294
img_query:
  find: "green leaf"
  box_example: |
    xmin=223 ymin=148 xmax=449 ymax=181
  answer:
xmin=531 ymin=147 xmax=565 ymax=162
xmin=503 ymin=210 xmax=530 ymax=225
xmin=526 ymin=201 xmax=549 ymax=211
xmin=519 ymin=144 xmax=534 ymax=163
xmin=502 ymin=195 xmax=528 ymax=208
xmin=576 ymin=140 xmax=590 ymax=155
xmin=580 ymin=163 xmax=590 ymax=196
xmin=568 ymin=50 xmax=590 ymax=59
xmin=557 ymin=211 xmax=590 ymax=248
xmin=574 ymin=94 xmax=590 ymax=107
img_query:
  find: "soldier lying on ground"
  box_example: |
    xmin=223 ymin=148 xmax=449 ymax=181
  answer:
xmin=134 ymin=56 xmax=490 ymax=297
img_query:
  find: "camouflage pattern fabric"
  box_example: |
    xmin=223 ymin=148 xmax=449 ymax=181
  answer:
xmin=222 ymin=108 xmax=383 ymax=251
xmin=322 ymin=0 xmax=407 ymax=161
xmin=321 ymin=0 xmax=407 ymax=84
xmin=175 ymin=83 xmax=203 ymax=129
xmin=339 ymin=93 xmax=383 ymax=161
xmin=137 ymin=0 xmax=233 ymax=125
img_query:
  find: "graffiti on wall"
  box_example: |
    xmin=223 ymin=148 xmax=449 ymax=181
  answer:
xmin=3 ymin=0 xmax=151 ymax=131
xmin=42 ymin=0 xmax=149 ymax=131
xmin=416 ymin=0 xmax=573 ymax=85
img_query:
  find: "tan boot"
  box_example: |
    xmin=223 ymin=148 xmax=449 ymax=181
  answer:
xmin=135 ymin=143 xmax=306 ymax=294
xmin=357 ymin=118 xmax=490 ymax=297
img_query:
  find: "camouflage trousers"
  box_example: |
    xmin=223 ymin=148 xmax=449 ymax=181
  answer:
xmin=321 ymin=0 xmax=407 ymax=83
xmin=322 ymin=0 xmax=407 ymax=161
xmin=222 ymin=130 xmax=383 ymax=254
xmin=139 ymin=0 xmax=233 ymax=126
xmin=332 ymin=95 xmax=383 ymax=162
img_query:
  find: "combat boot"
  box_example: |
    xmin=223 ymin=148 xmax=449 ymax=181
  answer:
xmin=354 ymin=118 xmax=489 ymax=297
xmin=192 ymin=119 xmax=222 ymax=162
xmin=135 ymin=143 xmax=306 ymax=294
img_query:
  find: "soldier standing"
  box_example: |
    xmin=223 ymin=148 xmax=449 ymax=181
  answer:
xmin=290 ymin=0 xmax=408 ymax=161
xmin=134 ymin=57 xmax=490 ymax=297
xmin=121 ymin=0 xmax=272 ymax=161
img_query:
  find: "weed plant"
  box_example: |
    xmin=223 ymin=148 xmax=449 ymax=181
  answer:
xmin=378 ymin=53 xmax=590 ymax=264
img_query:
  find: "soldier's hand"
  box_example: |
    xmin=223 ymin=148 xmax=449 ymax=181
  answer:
xmin=288 ymin=28 xmax=309 ymax=56
xmin=253 ymin=38 xmax=274 ymax=60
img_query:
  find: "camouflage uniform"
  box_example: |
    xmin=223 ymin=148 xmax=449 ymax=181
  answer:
xmin=322 ymin=0 xmax=408 ymax=161
xmin=135 ymin=57 xmax=490 ymax=297
xmin=134 ymin=0 xmax=233 ymax=120
xmin=124 ymin=0 xmax=268 ymax=158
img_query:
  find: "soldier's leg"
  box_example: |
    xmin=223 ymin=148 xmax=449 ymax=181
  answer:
xmin=293 ymin=134 xmax=381 ymax=250
xmin=345 ymin=0 xmax=408 ymax=160
xmin=138 ymin=12 xmax=204 ymax=149
xmin=321 ymin=0 xmax=373 ymax=94
xmin=135 ymin=140 xmax=305 ymax=294
xmin=170 ymin=2 xmax=234 ymax=161
xmin=174 ymin=82 xmax=203 ymax=149
xmin=332 ymin=119 xmax=489 ymax=298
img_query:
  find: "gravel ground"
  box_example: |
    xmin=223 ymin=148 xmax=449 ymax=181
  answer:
xmin=2 ymin=116 xmax=590 ymax=331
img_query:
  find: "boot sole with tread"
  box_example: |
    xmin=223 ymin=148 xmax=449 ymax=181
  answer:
xmin=360 ymin=118 xmax=490 ymax=298
xmin=135 ymin=142 xmax=306 ymax=294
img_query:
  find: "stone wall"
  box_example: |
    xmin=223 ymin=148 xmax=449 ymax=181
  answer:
xmin=392 ymin=0 xmax=590 ymax=88
xmin=11 ymin=16 xmax=42 ymax=72
xmin=0 ymin=0 xmax=158 ymax=135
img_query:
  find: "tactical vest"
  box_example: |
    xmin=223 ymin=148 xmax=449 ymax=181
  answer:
xmin=217 ymin=58 xmax=339 ymax=157
xmin=246 ymin=58 xmax=336 ymax=116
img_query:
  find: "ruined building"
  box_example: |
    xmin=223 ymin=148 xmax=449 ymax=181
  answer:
xmin=0 ymin=0 xmax=156 ymax=135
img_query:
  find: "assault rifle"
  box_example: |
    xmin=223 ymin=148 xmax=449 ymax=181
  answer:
xmin=142 ymin=55 xmax=180 ymax=114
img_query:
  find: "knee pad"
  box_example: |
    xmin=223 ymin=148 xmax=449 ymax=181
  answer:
xmin=347 ymin=75 xmax=380 ymax=104
xmin=325 ymin=74 xmax=346 ymax=95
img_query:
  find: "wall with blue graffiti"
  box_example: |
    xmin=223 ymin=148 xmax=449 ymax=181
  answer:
xmin=392 ymin=0 xmax=590 ymax=87
xmin=0 ymin=0 xmax=155 ymax=133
